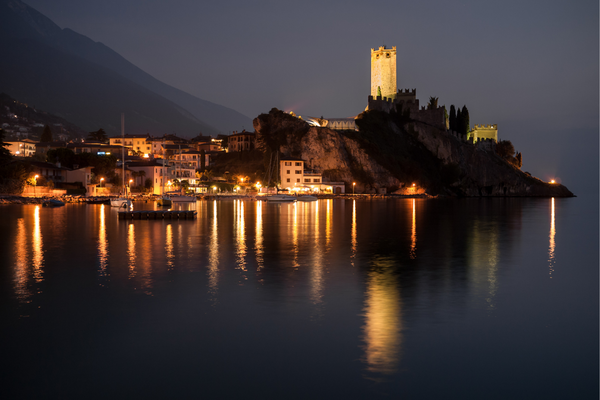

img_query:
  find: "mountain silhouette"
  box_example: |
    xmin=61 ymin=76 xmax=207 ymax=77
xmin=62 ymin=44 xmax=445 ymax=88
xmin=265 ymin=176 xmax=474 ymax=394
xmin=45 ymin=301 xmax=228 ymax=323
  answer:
xmin=0 ymin=0 xmax=252 ymax=137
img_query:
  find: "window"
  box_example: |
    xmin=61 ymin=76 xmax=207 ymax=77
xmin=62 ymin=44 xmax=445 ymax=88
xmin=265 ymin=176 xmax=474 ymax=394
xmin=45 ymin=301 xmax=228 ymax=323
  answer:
xmin=296 ymin=179 xmax=300 ymax=183
xmin=304 ymin=179 xmax=310 ymax=183
xmin=295 ymin=170 xmax=301 ymax=174
xmin=284 ymin=161 xmax=291 ymax=166
xmin=286 ymin=170 xmax=290 ymax=174
xmin=295 ymin=162 xmax=302 ymax=166
xmin=314 ymin=179 xmax=320 ymax=183
xmin=286 ymin=178 xmax=290 ymax=183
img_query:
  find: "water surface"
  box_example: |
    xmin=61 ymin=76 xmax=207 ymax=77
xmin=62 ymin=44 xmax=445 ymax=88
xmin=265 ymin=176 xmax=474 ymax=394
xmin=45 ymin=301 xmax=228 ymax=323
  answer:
xmin=1 ymin=197 xmax=597 ymax=399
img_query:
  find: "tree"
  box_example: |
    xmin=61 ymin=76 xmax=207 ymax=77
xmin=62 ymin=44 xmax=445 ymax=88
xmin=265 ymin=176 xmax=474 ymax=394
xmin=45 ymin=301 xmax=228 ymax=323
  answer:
xmin=41 ymin=125 xmax=53 ymax=143
xmin=461 ymin=106 xmax=470 ymax=135
xmin=456 ymin=108 xmax=463 ymax=134
xmin=47 ymin=147 xmax=75 ymax=166
xmin=515 ymin=152 xmax=523 ymax=168
xmin=0 ymin=129 xmax=12 ymax=162
xmin=496 ymin=140 xmax=515 ymax=159
xmin=449 ymin=105 xmax=456 ymax=131
xmin=377 ymin=86 xmax=382 ymax=98
xmin=88 ymin=128 xmax=107 ymax=142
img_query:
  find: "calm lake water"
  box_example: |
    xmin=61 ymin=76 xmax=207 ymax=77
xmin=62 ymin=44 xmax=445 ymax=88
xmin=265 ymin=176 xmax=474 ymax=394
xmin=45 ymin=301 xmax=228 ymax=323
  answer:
xmin=1 ymin=196 xmax=598 ymax=399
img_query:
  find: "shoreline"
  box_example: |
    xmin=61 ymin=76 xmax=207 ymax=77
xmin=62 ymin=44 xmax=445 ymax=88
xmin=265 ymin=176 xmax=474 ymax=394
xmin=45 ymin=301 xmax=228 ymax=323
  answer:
xmin=0 ymin=192 xmax=574 ymax=204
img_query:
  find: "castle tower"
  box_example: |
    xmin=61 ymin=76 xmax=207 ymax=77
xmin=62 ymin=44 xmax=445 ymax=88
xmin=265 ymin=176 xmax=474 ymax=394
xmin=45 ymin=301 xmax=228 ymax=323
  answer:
xmin=371 ymin=46 xmax=397 ymax=100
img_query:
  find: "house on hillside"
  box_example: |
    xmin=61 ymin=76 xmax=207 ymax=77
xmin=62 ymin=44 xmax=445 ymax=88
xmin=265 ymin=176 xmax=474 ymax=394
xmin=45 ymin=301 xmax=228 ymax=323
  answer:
xmin=279 ymin=157 xmax=345 ymax=194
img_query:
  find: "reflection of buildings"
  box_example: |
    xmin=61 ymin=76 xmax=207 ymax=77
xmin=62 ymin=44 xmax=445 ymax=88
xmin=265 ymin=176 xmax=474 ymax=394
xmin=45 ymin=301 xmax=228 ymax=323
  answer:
xmin=362 ymin=258 xmax=402 ymax=375
xmin=410 ymin=199 xmax=417 ymax=259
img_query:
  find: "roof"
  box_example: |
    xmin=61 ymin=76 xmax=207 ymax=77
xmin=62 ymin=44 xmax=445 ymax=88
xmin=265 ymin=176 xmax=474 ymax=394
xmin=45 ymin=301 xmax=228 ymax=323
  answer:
xmin=280 ymin=156 xmax=305 ymax=161
xmin=229 ymin=130 xmax=255 ymax=137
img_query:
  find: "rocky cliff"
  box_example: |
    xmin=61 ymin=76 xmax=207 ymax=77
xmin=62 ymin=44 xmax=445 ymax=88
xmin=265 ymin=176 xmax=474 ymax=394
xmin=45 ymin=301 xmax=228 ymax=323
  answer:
xmin=253 ymin=108 xmax=574 ymax=197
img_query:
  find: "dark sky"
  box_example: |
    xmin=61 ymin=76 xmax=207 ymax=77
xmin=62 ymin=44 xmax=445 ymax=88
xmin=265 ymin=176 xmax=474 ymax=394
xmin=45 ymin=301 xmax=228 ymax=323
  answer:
xmin=23 ymin=0 xmax=600 ymax=194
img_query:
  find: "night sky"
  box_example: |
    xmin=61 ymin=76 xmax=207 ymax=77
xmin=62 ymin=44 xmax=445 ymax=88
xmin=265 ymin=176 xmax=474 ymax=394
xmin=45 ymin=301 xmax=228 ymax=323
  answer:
xmin=22 ymin=0 xmax=600 ymax=194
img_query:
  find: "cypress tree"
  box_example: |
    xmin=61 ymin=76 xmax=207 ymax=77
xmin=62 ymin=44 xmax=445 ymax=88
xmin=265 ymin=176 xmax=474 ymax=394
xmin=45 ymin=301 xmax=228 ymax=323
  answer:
xmin=200 ymin=149 xmax=206 ymax=172
xmin=461 ymin=105 xmax=470 ymax=135
xmin=449 ymin=105 xmax=456 ymax=131
xmin=377 ymin=86 xmax=381 ymax=98
xmin=41 ymin=125 xmax=53 ymax=143
xmin=456 ymin=108 xmax=463 ymax=134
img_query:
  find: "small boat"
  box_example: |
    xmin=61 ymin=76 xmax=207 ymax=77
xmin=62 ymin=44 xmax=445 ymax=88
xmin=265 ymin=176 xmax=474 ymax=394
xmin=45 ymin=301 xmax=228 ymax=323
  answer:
xmin=297 ymin=195 xmax=318 ymax=202
xmin=110 ymin=198 xmax=131 ymax=208
xmin=264 ymin=194 xmax=296 ymax=202
xmin=42 ymin=199 xmax=65 ymax=207
xmin=86 ymin=197 xmax=110 ymax=205
xmin=157 ymin=195 xmax=172 ymax=207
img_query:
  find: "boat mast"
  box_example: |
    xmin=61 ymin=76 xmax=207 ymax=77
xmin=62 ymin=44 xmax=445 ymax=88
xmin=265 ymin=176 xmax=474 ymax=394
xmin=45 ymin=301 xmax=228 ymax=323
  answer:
xmin=121 ymin=113 xmax=125 ymax=196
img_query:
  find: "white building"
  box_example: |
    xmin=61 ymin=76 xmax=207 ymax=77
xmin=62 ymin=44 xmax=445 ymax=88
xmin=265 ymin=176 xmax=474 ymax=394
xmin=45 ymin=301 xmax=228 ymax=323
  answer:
xmin=279 ymin=157 xmax=345 ymax=194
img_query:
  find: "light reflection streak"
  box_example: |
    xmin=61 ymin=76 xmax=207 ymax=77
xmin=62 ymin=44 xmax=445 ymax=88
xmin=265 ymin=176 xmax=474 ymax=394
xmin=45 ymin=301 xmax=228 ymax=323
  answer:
xmin=410 ymin=199 xmax=417 ymax=259
xmin=207 ymin=200 xmax=219 ymax=297
xmin=32 ymin=205 xmax=43 ymax=283
xmin=235 ymin=200 xmax=247 ymax=272
xmin=98 ymin=205 xmax=108 ymax=281
xmin=255 ymin=201 xmax=264 ymax=271
xmin=325 ymin=199 xmax=332 ymax=250
xmin=292 ymin=202 xmax=299 ymax=269
xmin=14 ymin=218 xmax=30 ymax=302
xmin=351 ymin=200 xmax=357 ymax=265
xmin=548 ymin=198 xmax=555 ymax=278
xmin=362 ymin=258 xmax=402 ymax=376
xmin=469 ymin=220 xmax=499 ymax=310
xmin=127 ymin=223 xmax=136 ymax=278
xmin=311 ymin=201 xmax=324 ymax=305
xmin=166 ymin=224 xmax=174 ymax=270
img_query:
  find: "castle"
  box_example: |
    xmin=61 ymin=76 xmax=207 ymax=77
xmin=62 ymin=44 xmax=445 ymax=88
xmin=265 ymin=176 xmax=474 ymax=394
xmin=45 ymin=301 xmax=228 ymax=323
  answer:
xmin=306 ymin=45 xmax=498 ymax=145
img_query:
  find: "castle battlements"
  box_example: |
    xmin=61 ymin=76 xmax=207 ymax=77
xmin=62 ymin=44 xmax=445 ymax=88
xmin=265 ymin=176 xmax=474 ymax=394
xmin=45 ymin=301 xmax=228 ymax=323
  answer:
xmin=473 ymin=124 xmax=497 ymax=129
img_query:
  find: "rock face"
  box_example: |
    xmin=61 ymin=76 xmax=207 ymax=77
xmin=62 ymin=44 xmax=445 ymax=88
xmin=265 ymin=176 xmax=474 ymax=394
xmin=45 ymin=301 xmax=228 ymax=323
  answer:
xmin=253 ymin=108 xmax=573 ymax=197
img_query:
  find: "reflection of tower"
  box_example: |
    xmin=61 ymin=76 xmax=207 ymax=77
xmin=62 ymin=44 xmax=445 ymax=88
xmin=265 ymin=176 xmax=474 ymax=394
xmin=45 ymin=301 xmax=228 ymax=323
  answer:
xmin=362 ymin=258 xmax=402 ymax=375
xmin=548 ymin=198 xmax=556 ymax=278
xmin=371 ymin=46 xmax=397 ymax=99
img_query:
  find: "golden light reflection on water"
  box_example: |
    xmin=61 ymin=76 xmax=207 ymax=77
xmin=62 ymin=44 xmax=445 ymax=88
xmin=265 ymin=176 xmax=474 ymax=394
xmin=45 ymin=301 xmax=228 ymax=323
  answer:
xmin=362 ymin=258 xmax=402 ymax=375
xmin=311 ymin=201 xmax=323 ymax=306
xmin=165 ymin=224 xmax=174 ymax=270
xmin=208 ymin=200 xmax=219 ymax=296
xmin=32 ymin=205 xmax=44 ymax=283
xmin=410 ymin=199 xmax=417 ymax=259
xmin=548 ymin=198 xmax=556 ymax=278
xmin=291 ymin=202 xmax=299 ymax=269
xmin=469 ymin=220 xmax=499 ymax=310
xmin=325 ymin=199 xmax=332 ymax=249
xmin=14 ymin=218 xmax=30 ymax=302
xmin=351 ymin=200 xmax=357 ymax=265
xmin=98 ymin=205 xmax=108 ymax=280
xmin=235 ymin=200 xmax=247 ymax=272
xmin=255 ymin=201 xmax=264 ymax=271
xmin=127 ymin=223 xmax=136 ymax=279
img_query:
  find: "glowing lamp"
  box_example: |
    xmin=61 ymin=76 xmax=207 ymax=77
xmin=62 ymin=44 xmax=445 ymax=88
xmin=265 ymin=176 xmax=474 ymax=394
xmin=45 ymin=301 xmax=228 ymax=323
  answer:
xmin=550 ymin=180 xmax=556 ymax=184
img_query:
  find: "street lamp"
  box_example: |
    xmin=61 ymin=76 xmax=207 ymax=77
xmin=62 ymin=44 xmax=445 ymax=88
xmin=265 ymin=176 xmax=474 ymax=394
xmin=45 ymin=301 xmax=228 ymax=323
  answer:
xmin=100 ymin=177 xmax=104 ymax=187
xmin=353 ymin=182 xmax=355 ymax=195
xmin=34 ymin=175 xmax=39 ymax=196
xmin=129 ymin=179 xmax=133 ymax=194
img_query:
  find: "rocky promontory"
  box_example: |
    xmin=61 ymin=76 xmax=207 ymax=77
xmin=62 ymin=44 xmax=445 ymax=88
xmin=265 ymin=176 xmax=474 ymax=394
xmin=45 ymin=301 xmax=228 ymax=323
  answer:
xmin=253 ymin=108 xmax=573 ymax=197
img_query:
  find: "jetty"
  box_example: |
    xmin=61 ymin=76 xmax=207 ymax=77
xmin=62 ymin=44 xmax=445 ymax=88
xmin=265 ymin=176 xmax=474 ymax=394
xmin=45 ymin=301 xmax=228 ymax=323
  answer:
xmin=118 ymin=210 xmax=197 ymax=220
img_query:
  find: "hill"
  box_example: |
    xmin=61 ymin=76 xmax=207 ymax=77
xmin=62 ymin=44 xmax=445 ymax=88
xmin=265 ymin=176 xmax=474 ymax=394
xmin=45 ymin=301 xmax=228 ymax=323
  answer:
xmin=0 ymin=0 xmax=252 ymax=136
xmin=253 ymin=108 xmax=574 ymax=197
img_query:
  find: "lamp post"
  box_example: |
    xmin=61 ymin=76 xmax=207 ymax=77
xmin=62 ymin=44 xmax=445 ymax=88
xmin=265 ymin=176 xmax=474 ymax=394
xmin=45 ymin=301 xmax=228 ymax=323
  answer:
xmin=129 ymin=179 xmax=133 ymax=195
xmin=100 ymin=177 xmax=104 ymax=187
xmin=353 ymin=182 xmax=355 ymax=195
xmin=34 ymin=175 xmax=39 ymax=196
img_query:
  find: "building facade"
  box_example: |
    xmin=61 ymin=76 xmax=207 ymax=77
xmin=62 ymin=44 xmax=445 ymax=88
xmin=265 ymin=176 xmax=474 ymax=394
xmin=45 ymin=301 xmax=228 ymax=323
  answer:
xmin=371 ymin=46 xmax=397 ymax=100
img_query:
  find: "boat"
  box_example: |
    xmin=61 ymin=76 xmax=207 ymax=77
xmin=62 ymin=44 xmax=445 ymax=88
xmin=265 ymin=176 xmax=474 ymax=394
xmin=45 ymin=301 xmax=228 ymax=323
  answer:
xmin=264 ymin=194 xmax=297 ymax=202
xmin=297 ymin=195 xmax=318 ymax=202
xmin=157 ymin=196 xmax=172 ymax=207
xmin=42 ymin=199 xmax=65 ymax=207
xmin=111 ymin=114 xmax=131 ymax=208
xmin=169 ymin=194 xmax=196 ymax=203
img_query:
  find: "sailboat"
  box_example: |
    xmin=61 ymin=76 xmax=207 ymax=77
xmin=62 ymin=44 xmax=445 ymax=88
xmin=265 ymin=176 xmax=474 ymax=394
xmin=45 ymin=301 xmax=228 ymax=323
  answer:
xmin=111 ymin=114 xmax=132 ymax=208
xmin=157 ymin=139 xmax=172 ymax=207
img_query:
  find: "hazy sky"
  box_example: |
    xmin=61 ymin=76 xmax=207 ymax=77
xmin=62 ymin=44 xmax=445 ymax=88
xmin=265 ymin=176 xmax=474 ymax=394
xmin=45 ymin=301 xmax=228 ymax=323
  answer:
xmin=23 ymin=0 xmax=600 ymax=193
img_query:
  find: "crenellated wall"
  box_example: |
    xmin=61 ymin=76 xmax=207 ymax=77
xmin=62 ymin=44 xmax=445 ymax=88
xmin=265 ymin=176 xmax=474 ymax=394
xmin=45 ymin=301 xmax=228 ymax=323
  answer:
xmin=371 ymin=46 xmax=397 ymax=99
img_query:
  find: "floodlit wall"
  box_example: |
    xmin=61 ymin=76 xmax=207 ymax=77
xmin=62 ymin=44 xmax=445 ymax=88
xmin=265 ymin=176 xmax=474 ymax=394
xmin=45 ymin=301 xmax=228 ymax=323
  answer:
xmin=371 ymin=46 xmax=397 ymax=100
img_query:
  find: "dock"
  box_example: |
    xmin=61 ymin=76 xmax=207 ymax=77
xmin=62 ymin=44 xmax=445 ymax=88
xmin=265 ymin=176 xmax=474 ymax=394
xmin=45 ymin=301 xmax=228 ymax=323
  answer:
xmin=118 ymin=210 xmax=197 ymax=220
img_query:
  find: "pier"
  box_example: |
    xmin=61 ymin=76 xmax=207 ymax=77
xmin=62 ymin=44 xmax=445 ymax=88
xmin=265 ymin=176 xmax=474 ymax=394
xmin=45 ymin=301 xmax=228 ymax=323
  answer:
xmin=118 ymin=210 xmax=197 ymax=220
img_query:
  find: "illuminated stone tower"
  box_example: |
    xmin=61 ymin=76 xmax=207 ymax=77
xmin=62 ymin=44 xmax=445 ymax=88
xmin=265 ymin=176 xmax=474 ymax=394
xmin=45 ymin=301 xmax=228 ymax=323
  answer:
xmin=371 ymin=46 xmax=397 ymax=100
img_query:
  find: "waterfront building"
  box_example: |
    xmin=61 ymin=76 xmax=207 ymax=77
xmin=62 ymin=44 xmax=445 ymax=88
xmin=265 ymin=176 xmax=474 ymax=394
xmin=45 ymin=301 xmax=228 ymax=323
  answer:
xmin=279 ymin=157 xmax=345 ymax=193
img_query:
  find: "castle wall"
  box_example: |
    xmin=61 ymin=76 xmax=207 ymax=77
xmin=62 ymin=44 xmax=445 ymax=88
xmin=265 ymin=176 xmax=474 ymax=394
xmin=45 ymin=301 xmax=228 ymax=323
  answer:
xmin=371 ymin=46 xmax=397 ymax=99
xmin=469 ymin=124 xmax=498 ymax=143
